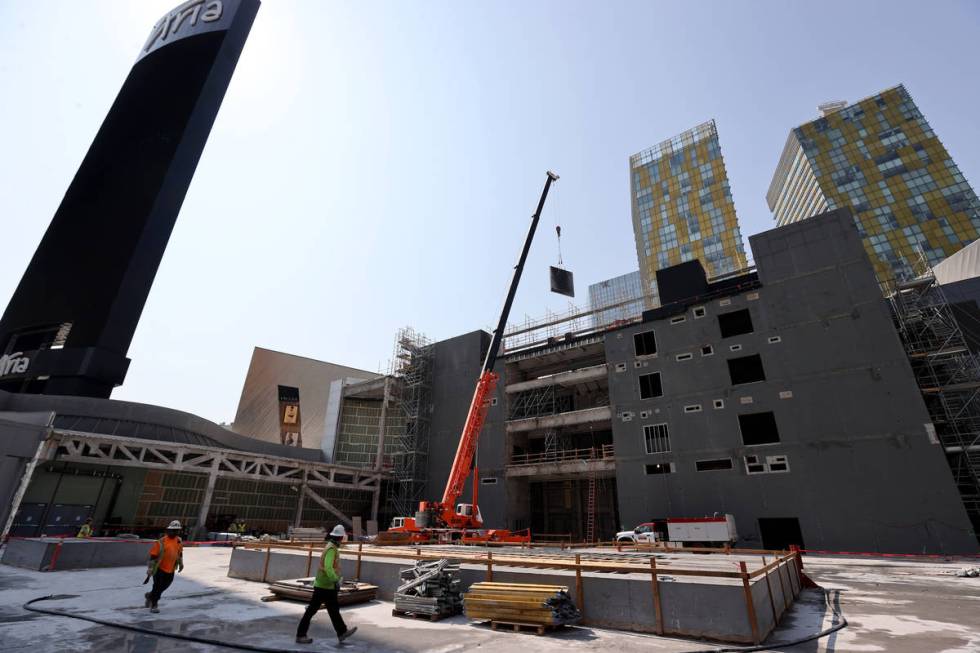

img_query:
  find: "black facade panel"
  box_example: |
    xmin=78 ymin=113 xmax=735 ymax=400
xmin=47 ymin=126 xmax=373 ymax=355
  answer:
xmin=0 ymin=0 xmax=260 ymax=398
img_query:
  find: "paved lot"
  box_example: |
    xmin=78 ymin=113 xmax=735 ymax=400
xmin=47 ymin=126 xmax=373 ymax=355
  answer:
xmin=1 ymin=547 xmax=977 ymax=652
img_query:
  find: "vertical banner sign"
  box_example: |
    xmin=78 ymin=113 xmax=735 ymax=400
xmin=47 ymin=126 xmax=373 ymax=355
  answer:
xmin=277 ymin=385 xmax=302 ymax=447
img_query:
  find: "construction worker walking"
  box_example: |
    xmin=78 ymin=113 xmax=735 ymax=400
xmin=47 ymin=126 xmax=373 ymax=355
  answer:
xmin=145 ymin=520 xmax=184 ymax=613
xmin=296 ymin=524 xmax=357 ymax=645
xmin=76 ymin=517 xmax=93 ymax=538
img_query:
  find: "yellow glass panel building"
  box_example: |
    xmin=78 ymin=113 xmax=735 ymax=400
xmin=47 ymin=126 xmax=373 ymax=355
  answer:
xmin=768 ymin=85 xmax=980 ymax=283
xmin=630 ymin=120 xmax=748 ymax=305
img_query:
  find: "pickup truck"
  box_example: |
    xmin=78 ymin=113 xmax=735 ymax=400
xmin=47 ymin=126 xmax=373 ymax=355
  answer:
xmin=617 ymin=515 xmax=737 ymax=546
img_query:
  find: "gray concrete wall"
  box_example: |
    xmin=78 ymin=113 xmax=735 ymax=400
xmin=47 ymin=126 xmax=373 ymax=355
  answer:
xmin=606 ymin=209 xmax=978 ymax=554
xmin=0 ymin=412 xmax=51 ymax=535
xmin=227 ymin=547 xmax=794 ymax=643
xmin=1 ymin=538 xmax=154 ymax=571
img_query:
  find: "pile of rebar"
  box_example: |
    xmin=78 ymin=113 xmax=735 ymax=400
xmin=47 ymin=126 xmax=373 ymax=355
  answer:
xmin=463 ymin=583 xmax=581 ymax=626
xmin=393 ymin=559 xmax=462 ymax=617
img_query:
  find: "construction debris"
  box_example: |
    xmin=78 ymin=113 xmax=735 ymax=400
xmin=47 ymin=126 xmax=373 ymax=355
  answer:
xmin=953 ymin=567 xmax=980 ymax=578
xmin=463 ymin=582 xmax=581 ymax=628
xmin=267 ymin=578 xmax=377 ymax=605
xmin=393 ymin=559 xmax=462 ymax=619
xmin=287 ymin=526 xmax=326 ymax=542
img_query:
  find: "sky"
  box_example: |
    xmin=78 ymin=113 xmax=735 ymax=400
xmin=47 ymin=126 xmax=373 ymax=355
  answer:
xmin=1 ymin=1 xmax=978 ymax=424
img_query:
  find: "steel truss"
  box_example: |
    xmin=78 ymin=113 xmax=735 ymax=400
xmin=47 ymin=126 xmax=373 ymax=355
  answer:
xmin=11 ymin=428 xmax=387 ymax=536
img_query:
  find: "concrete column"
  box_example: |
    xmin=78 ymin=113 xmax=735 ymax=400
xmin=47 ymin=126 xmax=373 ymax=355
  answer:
xmin=293 ymin=482 xmax=307 ymax=528
xmin=194 ymin=461 xmax=219 ymax=540
xmin=371 ymin=483 xmax=381 ymax=524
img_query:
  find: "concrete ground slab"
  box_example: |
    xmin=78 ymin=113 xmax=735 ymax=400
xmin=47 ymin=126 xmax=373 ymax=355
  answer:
xmin=2 ymin=547 xmax=979 ymax=652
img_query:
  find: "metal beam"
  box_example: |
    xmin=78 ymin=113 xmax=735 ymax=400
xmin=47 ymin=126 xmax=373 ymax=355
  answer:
xmin=302 ymin=485 xmax=352 ymax=528
xmin=47 ymin=429 xmax=386 ymax=493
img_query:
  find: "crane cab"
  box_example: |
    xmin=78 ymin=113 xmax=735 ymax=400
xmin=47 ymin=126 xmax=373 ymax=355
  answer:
xmin=455 ymin=503 xmax=483 ymax=528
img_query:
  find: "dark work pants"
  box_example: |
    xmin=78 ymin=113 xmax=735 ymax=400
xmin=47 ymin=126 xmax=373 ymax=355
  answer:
xmin=149 ymin=570 xmax=175 ymax=604
xmin=297 ymin=587 xmax=347 ymax=637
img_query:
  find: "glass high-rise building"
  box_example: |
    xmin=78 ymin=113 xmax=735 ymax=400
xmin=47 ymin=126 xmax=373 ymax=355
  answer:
xmin=588 ymin=270 xmax=644 ymax=327
xmin=767 ymin=84 xmax=980 ymax=283
xmin=630 ymin=120 xmax=748 ymax=305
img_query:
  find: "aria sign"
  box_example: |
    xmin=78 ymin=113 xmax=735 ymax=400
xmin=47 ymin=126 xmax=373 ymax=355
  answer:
xmin=140 ymin=0 xmax=234 ymax=60
xmin=0 ymin=352 xmax=30 ymax=378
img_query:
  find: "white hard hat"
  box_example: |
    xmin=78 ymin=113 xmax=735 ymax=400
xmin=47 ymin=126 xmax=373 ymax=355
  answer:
xmin=167 ymin=520 xmax=182 ymax=530
xmin=329 ymin=524 xmax=346 ymax=538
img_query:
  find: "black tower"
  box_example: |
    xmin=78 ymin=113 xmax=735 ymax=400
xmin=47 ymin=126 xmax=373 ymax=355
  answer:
xmin=0 ymin=0 xmax=260 ymax=398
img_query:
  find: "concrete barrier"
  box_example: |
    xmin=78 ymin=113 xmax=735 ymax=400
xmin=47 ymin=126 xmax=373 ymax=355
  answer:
xmin=228 ymin=546 xmax=797 ymax=643
xmin=1 ymin=538 xmax=154 ymax=571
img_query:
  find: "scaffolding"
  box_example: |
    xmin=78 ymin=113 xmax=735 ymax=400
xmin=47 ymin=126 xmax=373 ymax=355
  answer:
xmin=384 ymin=327 xmax=434 ymax=521
xmin=890 ymin=259 xmax=980 ymax=541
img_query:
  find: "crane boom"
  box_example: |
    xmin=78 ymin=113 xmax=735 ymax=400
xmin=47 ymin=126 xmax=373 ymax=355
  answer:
xmin=439 ymin=171 xmax=559 ymax=509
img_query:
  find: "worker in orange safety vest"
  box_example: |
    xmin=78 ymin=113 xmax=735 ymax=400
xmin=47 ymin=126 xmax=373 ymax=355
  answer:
xmin=144 ymin=520 xmax=184 ymax=613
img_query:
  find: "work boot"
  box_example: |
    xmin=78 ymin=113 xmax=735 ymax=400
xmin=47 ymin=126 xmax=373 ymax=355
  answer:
xmin=295 ymin=635 xmax=313 ymax=644
xmin=150 ymin=602 xmax=159 ymax=614
xmin=144 ymin=593 xmax=151 ymax=608
xmin=338 ymin=626 xmax=358 ymax=643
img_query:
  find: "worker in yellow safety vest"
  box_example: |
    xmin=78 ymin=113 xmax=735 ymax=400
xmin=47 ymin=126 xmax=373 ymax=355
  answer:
xmin=144 ymin=520 xmax=184 ymax=613
xmin=76 ymin=518 xmax=93 ymax=538
xmin=295 ymin=524 xmax=357 ymax=645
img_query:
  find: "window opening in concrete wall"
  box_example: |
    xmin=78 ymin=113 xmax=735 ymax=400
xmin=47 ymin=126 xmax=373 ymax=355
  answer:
xmin=758 ymin=517 xmax=805 ymax=550
xmin=684 ymin=404 xmax=702 ymax=413
xmin=728 ymin=354 xmax=765 ymax=385
xmin=696 ymin=458 xmax=733 ymax=471
xmin=670 ymin=315 xmax=687 ymax=324
xmin=738 ymin=411 xmax=780 ymax=445
xmin=639 ymin=372 xmax=663 ymax=399
xmin=713 ymin=399 xmax=724 ymax=409
xmin=744 ymin=455 xmax=767 ymax=474
xmin=640 ymin=410 xmax=651 ymax=419
xmin=615 ymin=363 xmax=627 ymax=372
xmin=718 ymin=309 xmax=754 ymax=338
xmin=767 ymin=455 xmax=790 ymax=472
xmin=644 ymin=462 xmax=674 ymax=475
xmin=481 ymin=477 xmax=498 ymax=485
xmin=693 ymin=306 xmax=706 ymax=318
xmin=644 ymin=423 xmax=670 ymax=454
xmin=676 ymin=353 xmax=693 ymax=361
xmin=768 ymin=336 xmax=782 ymax=344
xmin=729 ymin=344 xmax=742 ymax=352
xmin=701 ymin=345 xmax=714 ymax=356
xmin=634 ymin=330 xmax=658 ymax=356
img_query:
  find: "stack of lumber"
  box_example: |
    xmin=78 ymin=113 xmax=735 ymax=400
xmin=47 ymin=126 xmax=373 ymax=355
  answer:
xmin=267 ymin=578 xmax=377 ymax=605
xmin=393 ymin=559 xmax=462 ymax=618
xmin=463 ymin=583 xmax=581 ymax=627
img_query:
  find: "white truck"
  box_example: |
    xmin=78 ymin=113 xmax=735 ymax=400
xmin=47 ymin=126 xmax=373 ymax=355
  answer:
xmin=616 ymin=515 xmax=737 ymax=547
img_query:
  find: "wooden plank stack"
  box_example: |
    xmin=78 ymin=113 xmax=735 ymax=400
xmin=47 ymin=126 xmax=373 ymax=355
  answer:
xmin=393 ymin=559 xmax=463 ymax=619
xmin=463 ymin=583 xmax=581 ymax=629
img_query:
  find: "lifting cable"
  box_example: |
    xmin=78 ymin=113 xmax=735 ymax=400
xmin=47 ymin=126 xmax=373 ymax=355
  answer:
xmin=23 ymin=593 xmax=311 ymax=653
xmin=553 ymin=181 xmax=563 ymax=268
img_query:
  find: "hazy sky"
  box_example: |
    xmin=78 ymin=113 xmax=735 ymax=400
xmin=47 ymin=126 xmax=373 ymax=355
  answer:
xmin=1 ymin=1 xmax=978 ymax=424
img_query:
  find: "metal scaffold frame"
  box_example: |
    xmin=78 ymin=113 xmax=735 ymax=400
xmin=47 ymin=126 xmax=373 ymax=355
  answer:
xmin=385 ymin=327 xmax=434 ymax=520
xmin=890 ymin=257 xmax=980 ymax=540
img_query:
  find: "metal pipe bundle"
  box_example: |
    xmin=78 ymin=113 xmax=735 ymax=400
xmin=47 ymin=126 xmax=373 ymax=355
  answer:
xmin=394 ymin=559 xmax=462 ymax=616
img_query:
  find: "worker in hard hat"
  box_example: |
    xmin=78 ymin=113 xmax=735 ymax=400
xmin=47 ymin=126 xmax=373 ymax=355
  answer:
xmin=76 ymin=517 xmax=93 ymax=538
xmin=144 ymin=520 xmax=184 ymax=613
xmin=296 ymin=524 xmax=357 ymax=644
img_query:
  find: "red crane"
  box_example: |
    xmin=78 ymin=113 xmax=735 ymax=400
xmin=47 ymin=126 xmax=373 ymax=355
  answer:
xmin=387 ymin=171 xmax=559 ymax=543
